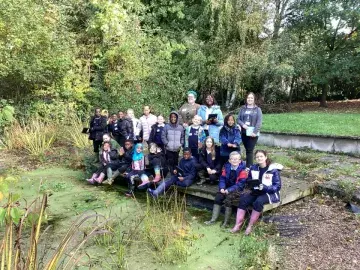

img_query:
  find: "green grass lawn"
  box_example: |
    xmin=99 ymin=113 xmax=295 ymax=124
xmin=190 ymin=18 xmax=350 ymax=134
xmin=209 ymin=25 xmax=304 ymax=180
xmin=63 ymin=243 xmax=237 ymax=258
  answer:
xmin=262 ymin=112 xmax=360 ymax=137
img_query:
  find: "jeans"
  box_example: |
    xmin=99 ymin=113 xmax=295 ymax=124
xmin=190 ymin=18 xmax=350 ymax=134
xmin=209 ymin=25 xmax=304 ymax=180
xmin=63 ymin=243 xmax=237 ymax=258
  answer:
xmin=152 ymin=175 xmax=193 ymax=197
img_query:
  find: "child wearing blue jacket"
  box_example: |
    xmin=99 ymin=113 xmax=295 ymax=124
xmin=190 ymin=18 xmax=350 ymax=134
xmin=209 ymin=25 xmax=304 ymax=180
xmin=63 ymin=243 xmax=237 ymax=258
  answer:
xmin=204 ymin=151 xmax=247 ymax=227
xmin=219 ymin=114 xmax=241 ymax=168
xmin=147 ymin=148 xmax=197 ymax=198
xmin=230 ymin=150 xmax=282 ymax=235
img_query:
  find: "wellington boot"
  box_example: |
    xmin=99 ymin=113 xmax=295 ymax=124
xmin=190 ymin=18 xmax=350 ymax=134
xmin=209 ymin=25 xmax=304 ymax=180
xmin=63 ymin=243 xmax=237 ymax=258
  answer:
xmin=230 ymin=208 xmax=246 ymax=233
xmin=204 ymin=204 xmax=221 ymax=225
xmin=245 ymin=210 xmax=261 ymax=235
xmin=221 ymin=207 xmax=232 ymax=228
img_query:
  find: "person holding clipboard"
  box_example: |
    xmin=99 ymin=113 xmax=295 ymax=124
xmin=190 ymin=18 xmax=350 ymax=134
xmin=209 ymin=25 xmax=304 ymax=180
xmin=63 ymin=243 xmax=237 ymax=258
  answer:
xmin=197 ymin=94 xmax=224 ymax=143
xmin=237 ymin=92 xmax=262 ymax=167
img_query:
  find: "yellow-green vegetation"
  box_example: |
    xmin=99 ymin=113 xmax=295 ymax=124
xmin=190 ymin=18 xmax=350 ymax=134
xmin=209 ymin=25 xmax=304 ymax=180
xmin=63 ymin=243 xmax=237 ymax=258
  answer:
xmin=262 ymin=113 xmax=360 ymax=137
xmin=0 ymin=167 xmax=279 ymax=269
xmin=142 ymin=191 xmax=190 ymax=264
xmin=0 ymin=175 xmax=112 ymax=270
xmin=2 ymin=116 xmax=91 ymax=160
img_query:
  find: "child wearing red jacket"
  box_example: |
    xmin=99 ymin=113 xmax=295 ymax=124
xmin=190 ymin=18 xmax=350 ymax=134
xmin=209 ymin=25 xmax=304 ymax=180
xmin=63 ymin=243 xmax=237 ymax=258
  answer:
xmin=204 ymin=151 xmax=247 ymax=227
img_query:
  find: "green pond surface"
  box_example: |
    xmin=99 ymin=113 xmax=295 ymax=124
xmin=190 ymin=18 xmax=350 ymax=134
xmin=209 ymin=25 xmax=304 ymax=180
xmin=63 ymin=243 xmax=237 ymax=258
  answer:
xmin=10 ymin=167 xmax=272 ymax=269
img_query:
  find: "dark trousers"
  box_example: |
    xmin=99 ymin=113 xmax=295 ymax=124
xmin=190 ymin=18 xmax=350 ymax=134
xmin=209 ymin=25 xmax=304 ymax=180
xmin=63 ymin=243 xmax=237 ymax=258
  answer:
xmin=190 ymin=147 xmax=199 ymax=161
xmin=241 ymin=132 xmax=258 ymax=167
xmin=238 ymin=193 xmax=270 ymax=212
xmin=214 ymin=190 xmax=242 ymax=207
xmin=116 ymin=164 xmax=130 ymax=174
xmin=165 ymin=150 xmax=179 ymax=173
xmin=93 ymin=140 xmax=102 ymax=153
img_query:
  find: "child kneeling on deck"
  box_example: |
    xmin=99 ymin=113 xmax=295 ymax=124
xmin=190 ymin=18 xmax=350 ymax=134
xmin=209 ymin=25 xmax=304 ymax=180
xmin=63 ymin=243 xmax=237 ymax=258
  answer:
xmin=147 ymin=148 xmax=196 ymax=198
xmin=230 ymin=150 xmax=282 ymax=235
xmin=204 ymin=151 xmax=247 ymax=227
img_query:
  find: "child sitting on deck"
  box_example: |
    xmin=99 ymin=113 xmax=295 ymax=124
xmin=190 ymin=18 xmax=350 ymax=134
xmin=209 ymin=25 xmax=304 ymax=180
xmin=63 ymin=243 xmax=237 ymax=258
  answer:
xmin=230 ymin=150 xmax=282 ymax=234
xmin=87 ymin=142 xmax=119 ymax=184
xmin=103 ymin=139 xmax=134 ymax=185
xmin=147 ymin=148 xmax=197 ymax=198
xmin=204 ymin=151 xmax=247 ymax=227
xmin=197 ymin=137 xmax=222 ymax=185
xmin=125 ymin=143 xmax=149 ymax=197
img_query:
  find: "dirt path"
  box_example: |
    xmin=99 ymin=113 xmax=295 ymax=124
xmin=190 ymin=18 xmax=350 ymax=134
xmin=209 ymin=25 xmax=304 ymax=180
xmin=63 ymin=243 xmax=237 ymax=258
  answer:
xmin=268 ymin=195 xmax=360 ymax=270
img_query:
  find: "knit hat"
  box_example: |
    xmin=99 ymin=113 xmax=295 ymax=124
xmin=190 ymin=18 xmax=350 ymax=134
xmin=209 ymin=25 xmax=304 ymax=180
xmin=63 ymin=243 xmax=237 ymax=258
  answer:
xmin=187 ymin=89 xmax=198 ymax=99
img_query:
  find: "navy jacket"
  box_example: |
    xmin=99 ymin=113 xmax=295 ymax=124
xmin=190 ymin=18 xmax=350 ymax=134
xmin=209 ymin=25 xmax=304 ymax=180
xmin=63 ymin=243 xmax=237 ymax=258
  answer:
xmin=149 ymin=123 xmax=165 ymax=147
xmin=148 ymin=152 xmax=167 ymax=169
xmin=199 ymin=146 xmax=222 ymax=173
xmin=178 ymin=157 xmax=197 ymax=182
xmin=247 ymin=163 xmax=282 ymax=204
xmin=89 ymin=116 xmax=107 ymax=141
xmin=219 ymin=161 xmax=247 ymax=193
xmin=219 ymin=125 xmax=241 ymax=157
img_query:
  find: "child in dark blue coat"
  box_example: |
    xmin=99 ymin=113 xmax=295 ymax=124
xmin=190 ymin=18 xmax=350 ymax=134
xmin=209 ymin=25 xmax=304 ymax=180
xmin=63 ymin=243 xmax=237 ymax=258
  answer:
xmin=148 ymin=115 xmax=166 ymax=152
xmin=230 ymin=150 xmax=282 ymax=234
xmin=204 ymin=151 xmax=247 ymax=227
xmin=219 ymin=114 xmax=241 ymax=168
xmin=147 ymin=148 xmax=197 ymax=198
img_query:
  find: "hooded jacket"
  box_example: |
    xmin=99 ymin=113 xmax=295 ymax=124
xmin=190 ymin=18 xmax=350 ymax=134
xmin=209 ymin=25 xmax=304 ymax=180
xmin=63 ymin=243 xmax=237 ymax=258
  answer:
xmin=247 ymin=163 xmax=282 ymax=204
xmin=219 ymin=161 xmax=247 ymax=193
xmin=161 ymin=111 xmax=185 ymax=152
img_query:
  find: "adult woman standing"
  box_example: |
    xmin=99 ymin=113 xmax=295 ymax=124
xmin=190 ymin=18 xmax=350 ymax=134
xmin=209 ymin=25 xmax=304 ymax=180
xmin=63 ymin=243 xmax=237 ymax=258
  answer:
xmin=237 ymin=92 xmax=262 ymax=168
xmin=197 ymin=94 xmax=224 ymax=143
xmin=178 ymin=90 xmax=201 ymax=128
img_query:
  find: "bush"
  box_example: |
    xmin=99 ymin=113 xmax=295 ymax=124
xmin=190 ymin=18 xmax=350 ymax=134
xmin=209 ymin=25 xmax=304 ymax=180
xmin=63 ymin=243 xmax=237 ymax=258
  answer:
xmin=0 ymin=99 xmax=15 ymax=132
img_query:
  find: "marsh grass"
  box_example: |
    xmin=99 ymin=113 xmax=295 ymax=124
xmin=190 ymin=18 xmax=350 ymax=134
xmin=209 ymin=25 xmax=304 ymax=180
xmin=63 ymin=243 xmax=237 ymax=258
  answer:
xmin=142 ymin=189 xmax=191 ymax=264
xmin=2 ymin=115 xmax=91 ymax=161
xmin=3 ymin=120 xmax=57 ymax=158
xmin=60 ymin=115 xmax=92 ymax=149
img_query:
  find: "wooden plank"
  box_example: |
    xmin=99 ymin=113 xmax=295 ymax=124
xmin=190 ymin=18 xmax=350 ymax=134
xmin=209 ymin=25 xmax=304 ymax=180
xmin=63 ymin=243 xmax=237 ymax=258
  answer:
xmin=176 ymin=177 xmax=314 ymax=212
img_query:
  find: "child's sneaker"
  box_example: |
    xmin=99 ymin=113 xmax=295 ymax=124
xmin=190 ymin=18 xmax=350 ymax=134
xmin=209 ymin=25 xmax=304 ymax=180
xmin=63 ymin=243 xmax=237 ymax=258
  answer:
xmin=125 ymin=191 xmax=134 ymax=197
xmin=147 ymin=188 xmax=155 ymax=198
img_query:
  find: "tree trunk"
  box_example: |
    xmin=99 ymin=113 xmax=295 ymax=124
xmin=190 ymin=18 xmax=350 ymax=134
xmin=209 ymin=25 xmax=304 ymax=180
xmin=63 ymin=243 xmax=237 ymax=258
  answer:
xmin=288 ymin=76 xmax=296 ymax=104
xmin=320 ymin=84 xmax=328 ymax=107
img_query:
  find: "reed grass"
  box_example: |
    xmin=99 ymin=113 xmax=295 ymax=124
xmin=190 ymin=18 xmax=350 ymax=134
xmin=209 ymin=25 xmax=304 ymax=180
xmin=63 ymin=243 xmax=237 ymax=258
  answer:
xmin=142 ymin=189 xmax=190 ymax=264
xmin=0 ymin=191 xmax=111 ymax=270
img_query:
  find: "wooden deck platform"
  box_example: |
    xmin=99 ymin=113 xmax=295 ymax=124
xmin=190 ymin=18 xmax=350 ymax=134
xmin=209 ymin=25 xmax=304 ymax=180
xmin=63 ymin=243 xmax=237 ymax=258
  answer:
xmin=176 ymin=177 xmax=314 ymax=212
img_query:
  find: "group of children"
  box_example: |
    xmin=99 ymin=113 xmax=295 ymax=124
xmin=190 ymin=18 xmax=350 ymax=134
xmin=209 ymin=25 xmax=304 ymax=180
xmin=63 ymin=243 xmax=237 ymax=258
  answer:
xmin=86 ymin=104 xmax=281 ymax=235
